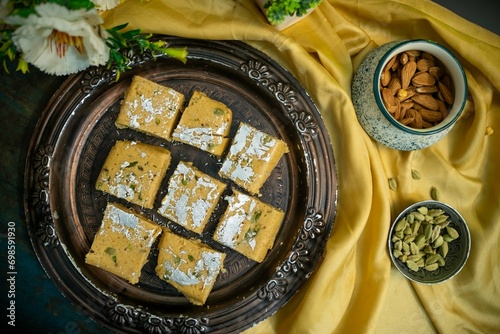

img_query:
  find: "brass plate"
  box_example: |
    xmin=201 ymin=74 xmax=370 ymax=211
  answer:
xmin=25 ymin=36 xmax=337 ymax=333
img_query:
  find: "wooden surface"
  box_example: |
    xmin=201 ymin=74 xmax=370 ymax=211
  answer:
xmin=0 ymin=63 xmax=108 ymax=333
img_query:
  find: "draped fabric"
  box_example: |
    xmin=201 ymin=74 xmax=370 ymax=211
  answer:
xmin=101 ymin=1 xmax=500 ymax=332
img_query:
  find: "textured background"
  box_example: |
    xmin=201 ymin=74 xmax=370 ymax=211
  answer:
xmin=433 ymin=0 xmax=499 ymax=35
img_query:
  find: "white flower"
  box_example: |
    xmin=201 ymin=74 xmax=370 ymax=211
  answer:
xmin=7 ymin=3 xmax=110 ymax=75
xmin=91 ymin=0 xmax=122 ymax=11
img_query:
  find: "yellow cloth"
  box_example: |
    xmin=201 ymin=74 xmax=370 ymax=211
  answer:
xmin=102 ymin=0 xmax=500 ymax=332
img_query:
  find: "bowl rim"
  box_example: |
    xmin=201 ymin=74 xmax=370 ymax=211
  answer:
xmin=374 ymin=39 xmax=468 ymax=136
xmin=387 ymin=199 xmax=471 ymax=284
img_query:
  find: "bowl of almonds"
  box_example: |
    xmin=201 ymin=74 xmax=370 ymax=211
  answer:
xmin=388 ymin=200 xmax=471 ymax=284
xmin=352 ymin=39 xmax=467 ymax=150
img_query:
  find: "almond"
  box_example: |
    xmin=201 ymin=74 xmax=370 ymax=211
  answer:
xmin=401 ymin=117 xmax=414 ymax=126
xmin=438 ymin=81 xmax=454 ymax=105
xmin=382 ymin=88 xmax=397 ymax=112
xmin=392 ymin=56 xmax=400 ymax=71
xmin=422 ymin=120 xmax=434 ymax=128
xmin=421 ymin=52 xmax=436 ymax=61
xmin=413 ymin=109 xmax=423 ymax=128
xmin=419 ymin=109 xmax=443 ymax=123
xmin=405 ymin=50 xmax=421 ymax=57
xmin=417 ymin=59 xmax=435 ymax=72
xmin=400 ymin=53 xmax=409 ymax=65
xmin=437 ymin=100 xmax=449 ymax=119
xmin=384 ymin=55 xmax=398 ymax=73
xmin=428 ymin=66 xmax=444 ymax=80
xmin=401 ymin=101 xmax=414 ymax=113
xmin=412 ymin=94 xmax=440 ymax=111
xmin=411 ymin=72 xmax=436 ymax=86
xmin=416 ymin=85 xmax=439 ymax=94
xmin=399 ymin=104 xmax=408 ymax=120
xmin=401 ymin=61 xmax=417 ymax=89
xmin=388 ymin=76 xmax=402 ymax=94
xmin=441 ymin=74 xmax=452 ymax=90
xmin=411 ymin=102 xmax=425 ymax=110
xmin=393 ymin=99 xmax=402 ymax=119
xmin=380 ymin=69 xmax=391 ymax=87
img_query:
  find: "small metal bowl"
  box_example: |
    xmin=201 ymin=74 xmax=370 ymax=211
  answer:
xmin=388 ymin=200 xmax=471 ymax=284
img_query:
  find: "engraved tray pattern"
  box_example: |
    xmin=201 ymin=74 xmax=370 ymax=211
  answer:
xmin=24 ymin=36 xmax=338 ymax=333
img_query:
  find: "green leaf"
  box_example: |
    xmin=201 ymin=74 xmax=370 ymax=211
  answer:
xmin=50 ymin=0 xmax=95 ymax=10
xmin=103 ymin=24 xmax=188 ymax=78
xmin=108 ymin=23 xmax=129 ymax=33
xmin=161 ymin=47 xmax=188 ymax=64
xmin=122 ymin=29 xmax=142 ymax=40
xmin=16 ymin=57 xmax=29 ymax=74
xmin=3 ymin=60 xmax=10 ymax=74
xmin=11 ymin=7 xmax=37 ymax=18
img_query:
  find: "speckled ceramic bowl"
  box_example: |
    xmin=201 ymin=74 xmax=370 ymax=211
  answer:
xmin=352 ymin=40 xmax=467 ymax=150
xmin=388 ymin=200 xmax=471 ymax=284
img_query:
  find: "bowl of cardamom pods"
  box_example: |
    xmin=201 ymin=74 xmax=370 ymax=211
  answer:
xmin=352 ymin=39 xmax=467 ymax=151
xmin=388 ymin=200 xmax=471 ymax=284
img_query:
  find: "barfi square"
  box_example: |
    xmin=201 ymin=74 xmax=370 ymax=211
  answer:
xmin=95 ymin=140 xmax=171 ymax=209
xmin=218 ymin=122 xmax=288 ymax=195
xmin=116 ymin=76 xmax=185 ymax=140
xmin=155 ymin=228 xmax=226 ymax=305
xmin=213 ymin=189 xmax=284 ymax=263
xmin=85 ymin=202 xmax=162 ymax=284
xmin=158 ymin=161 xmax=226 ymax=234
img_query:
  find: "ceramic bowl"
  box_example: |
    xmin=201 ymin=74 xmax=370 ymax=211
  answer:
xmin=352 ymin=39 xmax=467 ymax=150
xmin=388 ymin=200 xmax=471 ymax=284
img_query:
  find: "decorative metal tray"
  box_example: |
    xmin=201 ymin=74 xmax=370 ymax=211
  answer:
xmin=24 ymin=36 xmax=337 ymax=333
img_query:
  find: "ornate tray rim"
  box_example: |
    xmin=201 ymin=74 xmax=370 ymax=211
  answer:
xmin=24 ymin=36 xmax=338 ymax=333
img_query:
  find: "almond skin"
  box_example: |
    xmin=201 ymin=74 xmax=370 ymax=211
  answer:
xmin=412 ymin=94 xmax=440 ymax=111
xmin=428 ymin=66 xmax=445 ymax=80
xmin=419 ymin=109 xmax=443 ymax=123
xmin=438 ymin=81 xmax=454 ymax=105
xmin=411 ymin=72 xmax=436 ymax=86
xmin=382 ymin=88 xmax=397 ymax=112
xmin=381 ymin=69 xmax=391 ymax=87
xmin=417 ymin=59 xmax=436 ymax=72
xmin=401 ymin=61 xmax=417 ymax=89
xmin=388 ymin=76 xmax=402 ymax=94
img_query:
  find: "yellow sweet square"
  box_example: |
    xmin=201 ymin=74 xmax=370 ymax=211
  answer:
xmin=95 ymin=140 xmax=171 ymax=209
xmin=85 ymin=202 xmax=162 ymax=284
xmin=116 ymin=76 xmax=185 ymax=140
xmin=172 ymin=91 xmax=232 ymax=156
xmin=218 ymin=122 xmax=288 ymax=195
xmin=155 ymin=228 xmax=226 ymax=305
xmin=213 ymin=189 xmax=284 ymax=263
xmin=158 ymin=161 xmax=226 ymax=234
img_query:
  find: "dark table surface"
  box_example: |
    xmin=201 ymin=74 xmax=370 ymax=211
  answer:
xmin=0 ymin=63 xmax=109 ymax=333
